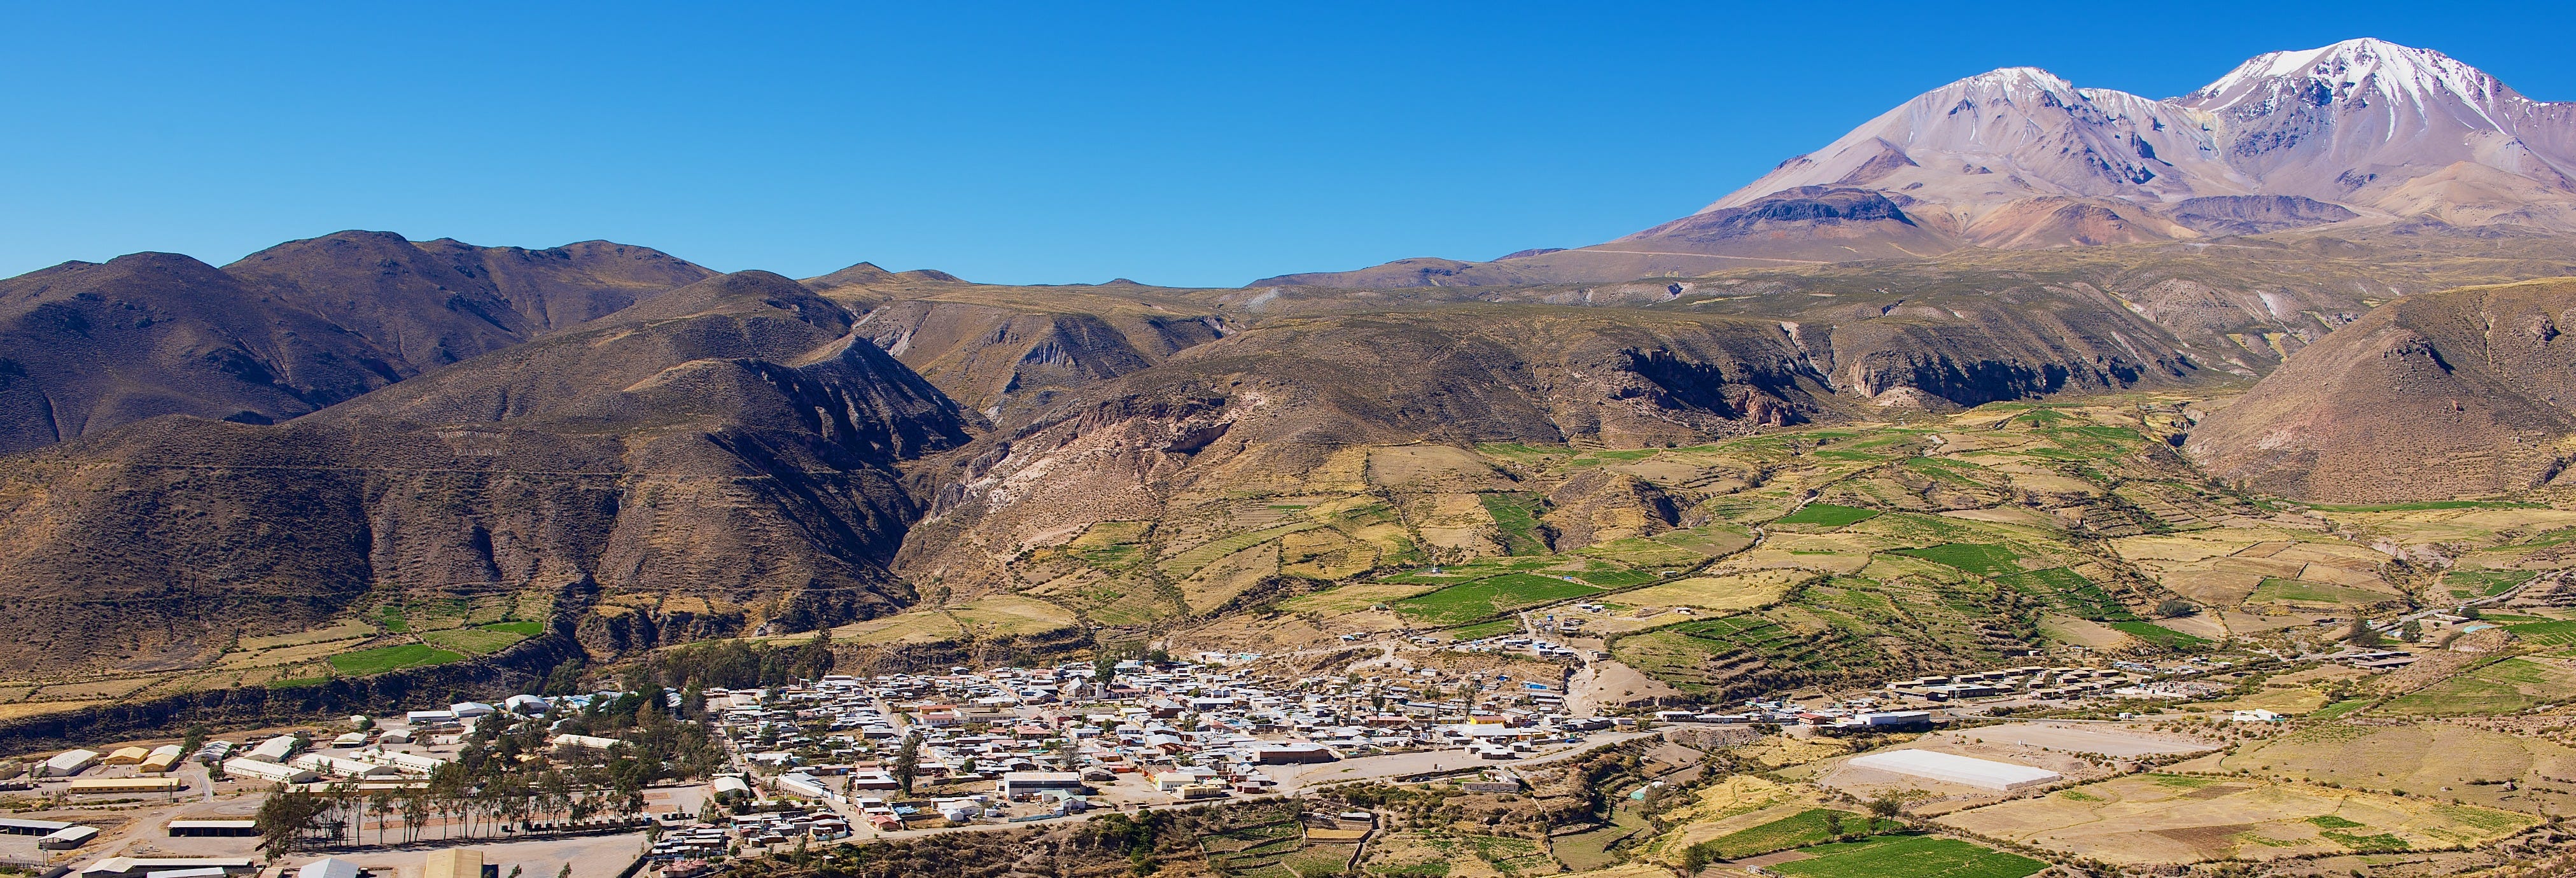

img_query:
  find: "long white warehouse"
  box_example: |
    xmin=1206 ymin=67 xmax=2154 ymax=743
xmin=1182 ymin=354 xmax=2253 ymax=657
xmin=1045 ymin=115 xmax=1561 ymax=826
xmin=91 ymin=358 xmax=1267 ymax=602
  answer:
xmin=1846 ymin=749 xmax=2062 ymax=791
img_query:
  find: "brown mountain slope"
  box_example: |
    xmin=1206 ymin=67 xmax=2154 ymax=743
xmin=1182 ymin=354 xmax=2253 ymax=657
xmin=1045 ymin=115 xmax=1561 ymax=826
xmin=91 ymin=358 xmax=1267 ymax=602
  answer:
xmin=2186 ymin=277 xmax=2576 ymax=503
xmin=0 ymin=253 xmax=405 ymax=454
xmin=0 ymin=270 xmax=969 ymax=674
xmin=807 ymin=268 xmax=1225 ymax=422
xmin=225 ymin=230 xmax=713 ymax=370
xmin=892 ymin=296 xmax=2203 ymax=593
xmin=0 ymin=232 xmax=710 ymax=456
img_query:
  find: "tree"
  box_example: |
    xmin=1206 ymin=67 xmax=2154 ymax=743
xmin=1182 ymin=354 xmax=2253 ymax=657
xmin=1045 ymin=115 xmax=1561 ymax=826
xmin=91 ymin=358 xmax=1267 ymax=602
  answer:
xmin=368 ymin=790 xmax=395 ymax=845
xmin=2400 ymin=619 xmax=2424 ymax=642
xmin=2348 ymin=618 xmax=2384 ymax=648
xmin=2154 ymin=599 xmax=2197 ymax=618
xmin=1679 ymin=843 xmax=1708 ymax=875
xmin=255 ymin=786 xmax=335 ymax=861
xmin=1822 ymin=811 xmax=1844 ymax=839
xmin=1865 ymin=794 xmax=1903 ymax=830
xmin=893 ymin=732 xmax=923 ymax=794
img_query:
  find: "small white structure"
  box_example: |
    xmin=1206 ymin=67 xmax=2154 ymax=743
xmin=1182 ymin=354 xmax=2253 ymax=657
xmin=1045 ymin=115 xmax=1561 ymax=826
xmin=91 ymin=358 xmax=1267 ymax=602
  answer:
xmin=2231 ymin=709 xmax=2285 ymax=723
xmin=1150 ymin=768 xmax=1217 ymax=792
xmin=40 ymin=825 xmax=99 ymax=849
xmin=1000 ymin=771 xmax=1089 ymax=796
xmin=504 ymin=694 xmax=549 ymax=714
xmin=1243 ymin=742 xmax=1337 ymax=764
xmin=297 ymin=858 xmax=361 ymax=878
xmin=404 ymin=710 xmax=458 ymax=727
xmin=550 ymin=734 xmax=623 ymax=751
xmin=449 ymin=702 xmax=496 ymax=718
xmin=1846 ymin=749 xmax=2062 ymax=791
xmin=775 ymin=772 xmax=837 ymax=802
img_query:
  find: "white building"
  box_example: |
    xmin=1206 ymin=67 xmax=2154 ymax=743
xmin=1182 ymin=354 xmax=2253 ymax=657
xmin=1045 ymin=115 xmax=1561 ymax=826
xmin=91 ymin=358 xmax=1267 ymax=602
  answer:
xmin=289 ymin=754 xmax=402 ymax=779
xmin=223 ymin=758 xmax=319 ymax=784
xmin=550 ymin=734 xmax=623 ymax=751
xmin=244 ymin=737 xmax=300 ymax=763
xmin=42 ymin=749 xmax=101 ymax=777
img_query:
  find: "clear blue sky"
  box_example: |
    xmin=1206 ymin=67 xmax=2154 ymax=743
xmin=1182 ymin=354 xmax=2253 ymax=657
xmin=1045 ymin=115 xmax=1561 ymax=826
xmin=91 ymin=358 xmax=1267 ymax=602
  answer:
xmin=3 ymin=2 xmax=2568 ymax=288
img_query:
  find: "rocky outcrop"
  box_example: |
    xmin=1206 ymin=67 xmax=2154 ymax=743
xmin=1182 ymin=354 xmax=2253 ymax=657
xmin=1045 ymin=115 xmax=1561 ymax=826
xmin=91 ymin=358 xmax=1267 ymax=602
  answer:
xmin=2188 ymin=277 xmax=2576 ymax=502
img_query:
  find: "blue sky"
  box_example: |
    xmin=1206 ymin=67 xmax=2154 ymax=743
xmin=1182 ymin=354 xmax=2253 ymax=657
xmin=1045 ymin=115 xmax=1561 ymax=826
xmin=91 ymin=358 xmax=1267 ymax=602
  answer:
xmin=2 ymin=2 xmax=2568 ymax=287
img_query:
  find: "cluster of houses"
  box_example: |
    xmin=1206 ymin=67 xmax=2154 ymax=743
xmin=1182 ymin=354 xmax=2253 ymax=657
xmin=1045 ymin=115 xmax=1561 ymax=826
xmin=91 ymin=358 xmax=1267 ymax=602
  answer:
xmin=696 ymin=658 xmax=1620 ymax=828
xmin=1881 ymin=665 xmax=2156 ymax=702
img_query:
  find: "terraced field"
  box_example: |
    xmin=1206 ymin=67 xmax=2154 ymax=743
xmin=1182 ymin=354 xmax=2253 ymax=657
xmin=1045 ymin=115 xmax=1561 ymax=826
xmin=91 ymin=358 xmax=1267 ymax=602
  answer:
xmin=1392 ymin=574 xmax=1606 ymax=625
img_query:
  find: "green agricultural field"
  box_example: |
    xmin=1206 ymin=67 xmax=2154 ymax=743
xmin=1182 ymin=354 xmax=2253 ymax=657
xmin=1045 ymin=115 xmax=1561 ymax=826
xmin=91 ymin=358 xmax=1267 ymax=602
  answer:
xmin=2446 ymin=569 xmax=2538 ymax=599
xmin=2505 ymin=620 xmax=2576 ymax=646
xmin=1993 ymin=568 xmax=2136 ymax=621
xmin=480 ymin=620 xmax=544 ymax=637
xmin=1891 ymin=543 xmax=2022 ymax=576
xmin=1767 ymin=835 xmax=2045 ymax=878
xmin=1574 ymin=568 xmax=1661 ymax=587
xmin=1479 ymin=492 xmax=1549 ymax=555
xmin=328 ymin=643 xmax=465 ymax=676
xmin=1772 ymin=504 xmax=1881 ymax=528
xmin=1697 ymin=809 xmax=1872 ymax=859
xmin=2383 ymin=657 xmax=2576 ymax=716
xmin=2108 ymin=621 xmax=2210 ymax=650
xmin=420 ymin=625 xmax=530 ymax=655
xmin=1378 ymin=557 xmax=1562 ymax=584
xmin=1391 ymin=574 xmax=1603 ymax=625
xmin=1278 ymin=583 xmax=1436 ymax=614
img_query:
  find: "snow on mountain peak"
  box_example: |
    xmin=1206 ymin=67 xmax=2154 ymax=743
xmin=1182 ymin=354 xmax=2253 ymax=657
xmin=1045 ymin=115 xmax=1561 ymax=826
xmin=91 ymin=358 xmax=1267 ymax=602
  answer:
xmin=2185 ymin=38 xmax=2513 ymax=116
xmin=1943 ymin=66 xmax=2079 ymax=101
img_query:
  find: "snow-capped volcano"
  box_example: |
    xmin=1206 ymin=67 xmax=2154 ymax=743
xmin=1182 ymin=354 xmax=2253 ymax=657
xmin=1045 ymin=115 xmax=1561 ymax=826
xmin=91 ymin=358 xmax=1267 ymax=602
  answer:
xmin=1702 ymin=37 xmax=2576 ymax=239
xmin=1257 ymin=38 xmax=2576 ymax=288
xmin=2174 ymin=38 xmax=2576 ymax=205
xmin=2185 ymin=38 xmax=2519 ymax=117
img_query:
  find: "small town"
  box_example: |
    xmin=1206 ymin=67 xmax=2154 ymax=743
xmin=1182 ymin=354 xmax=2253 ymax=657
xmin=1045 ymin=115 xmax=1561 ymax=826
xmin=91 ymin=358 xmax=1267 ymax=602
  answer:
xmin=0 ymin=624 xmax=2299 ymax=878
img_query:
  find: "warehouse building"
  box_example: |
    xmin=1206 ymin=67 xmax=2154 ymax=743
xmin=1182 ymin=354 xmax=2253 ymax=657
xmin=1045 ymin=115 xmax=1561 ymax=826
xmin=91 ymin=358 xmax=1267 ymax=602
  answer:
xmin=73 ymin=858 xmax=256 ymax=878
xmin=43 ymin=749 xmax=101 ymax=777
xmin=65 ymin=777 xmax=182 ymax=795
xmin=997 ymin=771 xmax=1088 ymax=797
xmin=139 ymin=745 xmax=184 ymax=774
xmin=244 ymin=737 xmax=302 ymax=763
xmin=224 ymin=758 xmax=319 ymax=784
xmin=168 ymin=820 xmax=260 ymax=838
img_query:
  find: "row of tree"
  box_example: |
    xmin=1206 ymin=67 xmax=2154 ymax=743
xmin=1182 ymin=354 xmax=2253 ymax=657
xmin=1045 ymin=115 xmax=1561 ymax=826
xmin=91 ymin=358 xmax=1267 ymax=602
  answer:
xmin=256 ymin=688 xmax=722 ymax=860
